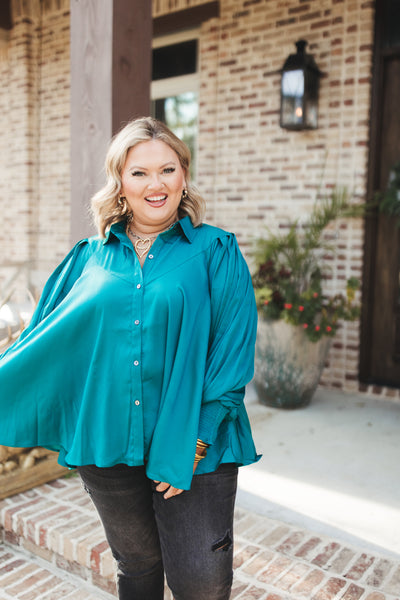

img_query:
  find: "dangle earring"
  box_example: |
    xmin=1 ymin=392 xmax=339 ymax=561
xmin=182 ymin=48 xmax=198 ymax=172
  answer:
xmin=118 ymin=194 xmax=132 ymax=222
xmin=181 ymin=188 xmax=188 ymax=200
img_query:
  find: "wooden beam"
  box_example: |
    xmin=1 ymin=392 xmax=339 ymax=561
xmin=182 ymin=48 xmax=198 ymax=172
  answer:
xmin=70 ymin=0 xmax=152 ymax=244
xmin=0 ymin=0 xmax=12 ymax=30
xmin=112 ymin=0 xmax=152 ymax=131
xmin=153 ymin=1 xmax=219 ymax=36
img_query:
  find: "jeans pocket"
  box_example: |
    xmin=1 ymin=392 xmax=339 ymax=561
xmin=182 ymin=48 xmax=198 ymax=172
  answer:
xmin=77 ymin=464 xmax=147 ymax=495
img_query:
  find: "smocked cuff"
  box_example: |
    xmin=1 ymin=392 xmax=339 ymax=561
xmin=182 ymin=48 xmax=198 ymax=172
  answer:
xmin=197 ymin=401 xmax=229 ymax=445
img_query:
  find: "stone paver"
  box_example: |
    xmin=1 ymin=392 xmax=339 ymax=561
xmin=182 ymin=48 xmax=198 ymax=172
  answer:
xmin=0 ymin=476 xmax=399 ymax=599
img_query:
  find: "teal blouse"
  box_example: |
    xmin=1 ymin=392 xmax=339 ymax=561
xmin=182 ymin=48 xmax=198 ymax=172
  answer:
xmin=0 ymin=217 xmax=260 ymax=489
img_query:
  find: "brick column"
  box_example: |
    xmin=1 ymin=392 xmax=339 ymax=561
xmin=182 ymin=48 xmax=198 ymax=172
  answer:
xmin=6 ymin=0 xmax=41 ymax=266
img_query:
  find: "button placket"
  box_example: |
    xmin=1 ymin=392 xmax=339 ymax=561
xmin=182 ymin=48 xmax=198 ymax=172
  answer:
xmin=128 ymin=272 xmax=145 ymax=462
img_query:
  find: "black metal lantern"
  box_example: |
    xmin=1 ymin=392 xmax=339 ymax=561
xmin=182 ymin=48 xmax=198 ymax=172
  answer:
xmin=280 ymin=40 xmax=321 ymax=130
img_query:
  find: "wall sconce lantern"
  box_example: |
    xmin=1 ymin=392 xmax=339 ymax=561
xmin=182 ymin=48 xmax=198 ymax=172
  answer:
xmin=280 ymin=40 xmax=321 ymax=130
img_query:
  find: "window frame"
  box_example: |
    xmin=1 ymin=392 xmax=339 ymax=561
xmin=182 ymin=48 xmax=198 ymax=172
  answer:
xmin=151 ymin=29 xmax=200 ymax=180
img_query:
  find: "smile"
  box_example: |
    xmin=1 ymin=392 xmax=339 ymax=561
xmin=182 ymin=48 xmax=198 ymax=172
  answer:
xmin=145 ymin=194 xmax=167 ymax=203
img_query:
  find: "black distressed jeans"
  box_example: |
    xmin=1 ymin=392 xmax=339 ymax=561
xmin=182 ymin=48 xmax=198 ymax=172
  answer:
xmin=78 ymin=463 xmax=238 ymax=600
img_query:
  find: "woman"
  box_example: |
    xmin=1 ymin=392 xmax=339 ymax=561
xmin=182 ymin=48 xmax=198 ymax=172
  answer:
xmin=0 ymin=117 xmax=259 ymax=599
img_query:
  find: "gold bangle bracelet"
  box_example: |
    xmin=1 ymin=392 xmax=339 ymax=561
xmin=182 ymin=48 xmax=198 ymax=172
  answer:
xmin=196 ymin=439 xmax=210 ymax=449
xmin=194 ymin=453 xmax=206 ymax=463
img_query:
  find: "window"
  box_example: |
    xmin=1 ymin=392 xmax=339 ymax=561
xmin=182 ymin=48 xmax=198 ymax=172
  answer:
xmin=151 ymin=30 xmax=199 ymax=179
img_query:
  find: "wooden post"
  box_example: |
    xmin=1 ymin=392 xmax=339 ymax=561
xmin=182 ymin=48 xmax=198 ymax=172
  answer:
xmin=70 ymin=0 xmax=152 ymax=244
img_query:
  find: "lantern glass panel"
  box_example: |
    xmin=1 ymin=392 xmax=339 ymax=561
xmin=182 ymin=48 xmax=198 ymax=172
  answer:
xmin=281 ymin=69 xmax=305 ymax=127
xmin=282 ymin=69 xmax=304 ymax=97
xmin=305 ymin=99 xmax=318 ymax=128
xmin=304 ymin=73 xmax=319 ymax=128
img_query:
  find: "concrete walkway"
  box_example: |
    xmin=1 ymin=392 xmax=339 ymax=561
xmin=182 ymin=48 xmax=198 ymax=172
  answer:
xmin=239 ymin=385 xmax=400 ymax=559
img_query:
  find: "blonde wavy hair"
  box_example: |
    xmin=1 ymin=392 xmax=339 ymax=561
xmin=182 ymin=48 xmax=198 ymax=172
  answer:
xmin=91 ymin=116 xmax=206 ymax=237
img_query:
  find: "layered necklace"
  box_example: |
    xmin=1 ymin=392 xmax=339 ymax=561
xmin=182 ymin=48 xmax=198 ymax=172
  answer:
xmin=127 ymin=221 xmax=177 ymax=258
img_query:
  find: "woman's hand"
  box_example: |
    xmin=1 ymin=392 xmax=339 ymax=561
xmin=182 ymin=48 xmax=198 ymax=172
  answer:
xmin=153 ymin=460 xmax=198 ymax=499
xmin=153 ymin=480 xmax=184 ymax=499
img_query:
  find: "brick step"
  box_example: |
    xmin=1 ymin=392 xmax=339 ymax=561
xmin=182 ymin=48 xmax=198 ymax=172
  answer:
xmin=0 ymin=543 xmax=115 ymax=600
xmin=0 ymin=475 xmax=119 ymax=598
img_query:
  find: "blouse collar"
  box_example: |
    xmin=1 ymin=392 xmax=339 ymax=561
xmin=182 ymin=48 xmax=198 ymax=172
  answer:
xmin=103 ymin=216 xmax=196 ymax=246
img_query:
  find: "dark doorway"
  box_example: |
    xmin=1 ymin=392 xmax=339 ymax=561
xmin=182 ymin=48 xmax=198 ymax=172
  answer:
xmin=360 ymin=0 xmax=400 ymax=387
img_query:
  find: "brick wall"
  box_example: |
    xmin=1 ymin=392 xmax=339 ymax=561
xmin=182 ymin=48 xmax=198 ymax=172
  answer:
xmin=0 ymin=0 xmax=394 ymax=397
xmin=36 ymin=0 xmax=71 ymax=279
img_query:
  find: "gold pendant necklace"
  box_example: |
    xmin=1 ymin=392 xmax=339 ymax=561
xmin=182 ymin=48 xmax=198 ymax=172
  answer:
xmin=134 ymin=237 xmax=153 ymax=258
xmin=127 ymin=221 xmax=178 ymax=258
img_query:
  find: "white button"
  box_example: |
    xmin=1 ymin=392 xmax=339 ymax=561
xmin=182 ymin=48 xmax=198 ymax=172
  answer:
xmin=136 ymin=283 xmax=141 ymax=289
xmin=134 ymin=400 xmax=140 ymax=406
xmin=134 ymin=360 xmax=139 ymax=366
xmin=148 ymin=254 xmax=154 ymax=259
xmin=134 ymin=320 xmax=140 ymax=325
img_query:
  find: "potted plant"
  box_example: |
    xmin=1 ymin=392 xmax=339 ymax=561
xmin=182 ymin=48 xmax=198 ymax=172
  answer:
xmin=252 ymin=188 xmax=362 ymax=408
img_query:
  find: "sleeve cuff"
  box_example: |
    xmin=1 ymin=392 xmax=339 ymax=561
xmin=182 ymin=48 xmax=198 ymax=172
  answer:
xmin=197 ymin=401 xmax=229 ymax=445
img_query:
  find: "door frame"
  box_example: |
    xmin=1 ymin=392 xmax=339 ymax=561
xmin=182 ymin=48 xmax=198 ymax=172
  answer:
xmin=359 ymin=0 xmax=399 ymax=383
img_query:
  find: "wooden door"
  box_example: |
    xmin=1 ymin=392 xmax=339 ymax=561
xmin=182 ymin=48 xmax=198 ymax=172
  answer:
xmin=360 ymin=0 xmax=400 ymax=387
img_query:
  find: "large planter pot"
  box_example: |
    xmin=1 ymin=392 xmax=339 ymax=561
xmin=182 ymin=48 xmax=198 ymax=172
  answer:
xmin=254 ymin=317 xmax=332 ymax=409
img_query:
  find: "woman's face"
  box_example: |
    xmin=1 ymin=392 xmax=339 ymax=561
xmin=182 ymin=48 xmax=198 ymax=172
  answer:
xmin=120 ymin=139 xmax=187 ymax=230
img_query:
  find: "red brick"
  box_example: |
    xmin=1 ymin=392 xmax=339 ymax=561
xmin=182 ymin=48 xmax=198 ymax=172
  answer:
xmin=313 ymin=577 xmax=347 ymax=599
xmin=18 ymin=575 xmax=64 ymax=600
xmin=276 ymin=562 xmax=310 ymax=591
xmin=366 ymin=558 xmax=393 ymax=588
xmin=312 ymin=543 xmax=341 ymax=567
xmin=296 ymin=537 xmax=322 ymax=559
xmin=46 ymin=479 xmax=68 ymax=490
xmin=311 ymin=19 xmax=333 ymax=30
xmin=55 ymin=555 xmax=87 ymax=580
xmin=276 ymin=18 xmax=296 ymax=27
xmin=0 ymin=558 xmax=25 ymax=576
xmin=259 ymin=525 xmax=291 ymax=547
xmin=0 ymin=563 xmax=38 ymax=587
xmin=289 ymin=5 xmax=310 ymax=14
xmin=4 ymin=530 xmax=20 ymax=546
xmin=340 ymin=583 xmax=365 ymax=600
xmin=90 ymin=539 xmax=110 ymax=573
xmin=230 ymin=581 xmax=248 ymax=598
xmin=3 ymin=499 xmax=42 ymax=531
xmin=299 ymin=11 xmax=321 ymax=21
xmin=386 ymin=565 xmax=400 ymax=595
xmin=292 ymin=569 xmax=325 ymax=595
xmin=277 ymin=531 xmax=305 ymax=553
xmin=42 ymin=581 xmax=77 ymax=598
xmin=345 ymin=554 xmax=375 ymax=581
xmin=242 ymin=549 xmax=274 ymax=576
xmin=92 ymin=570 xmax=118 ymax=595
xmin=259 ymin=556 xmax=293 ymax=584
xmin=6 ymin=568 xmax=52 ymax=595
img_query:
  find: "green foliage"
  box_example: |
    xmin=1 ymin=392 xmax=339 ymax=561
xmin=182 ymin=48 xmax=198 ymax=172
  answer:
xmin=252 ymin=188 xmax=363 ymax=342
xmin=377 ymin=161 xmax=400 ymax=225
